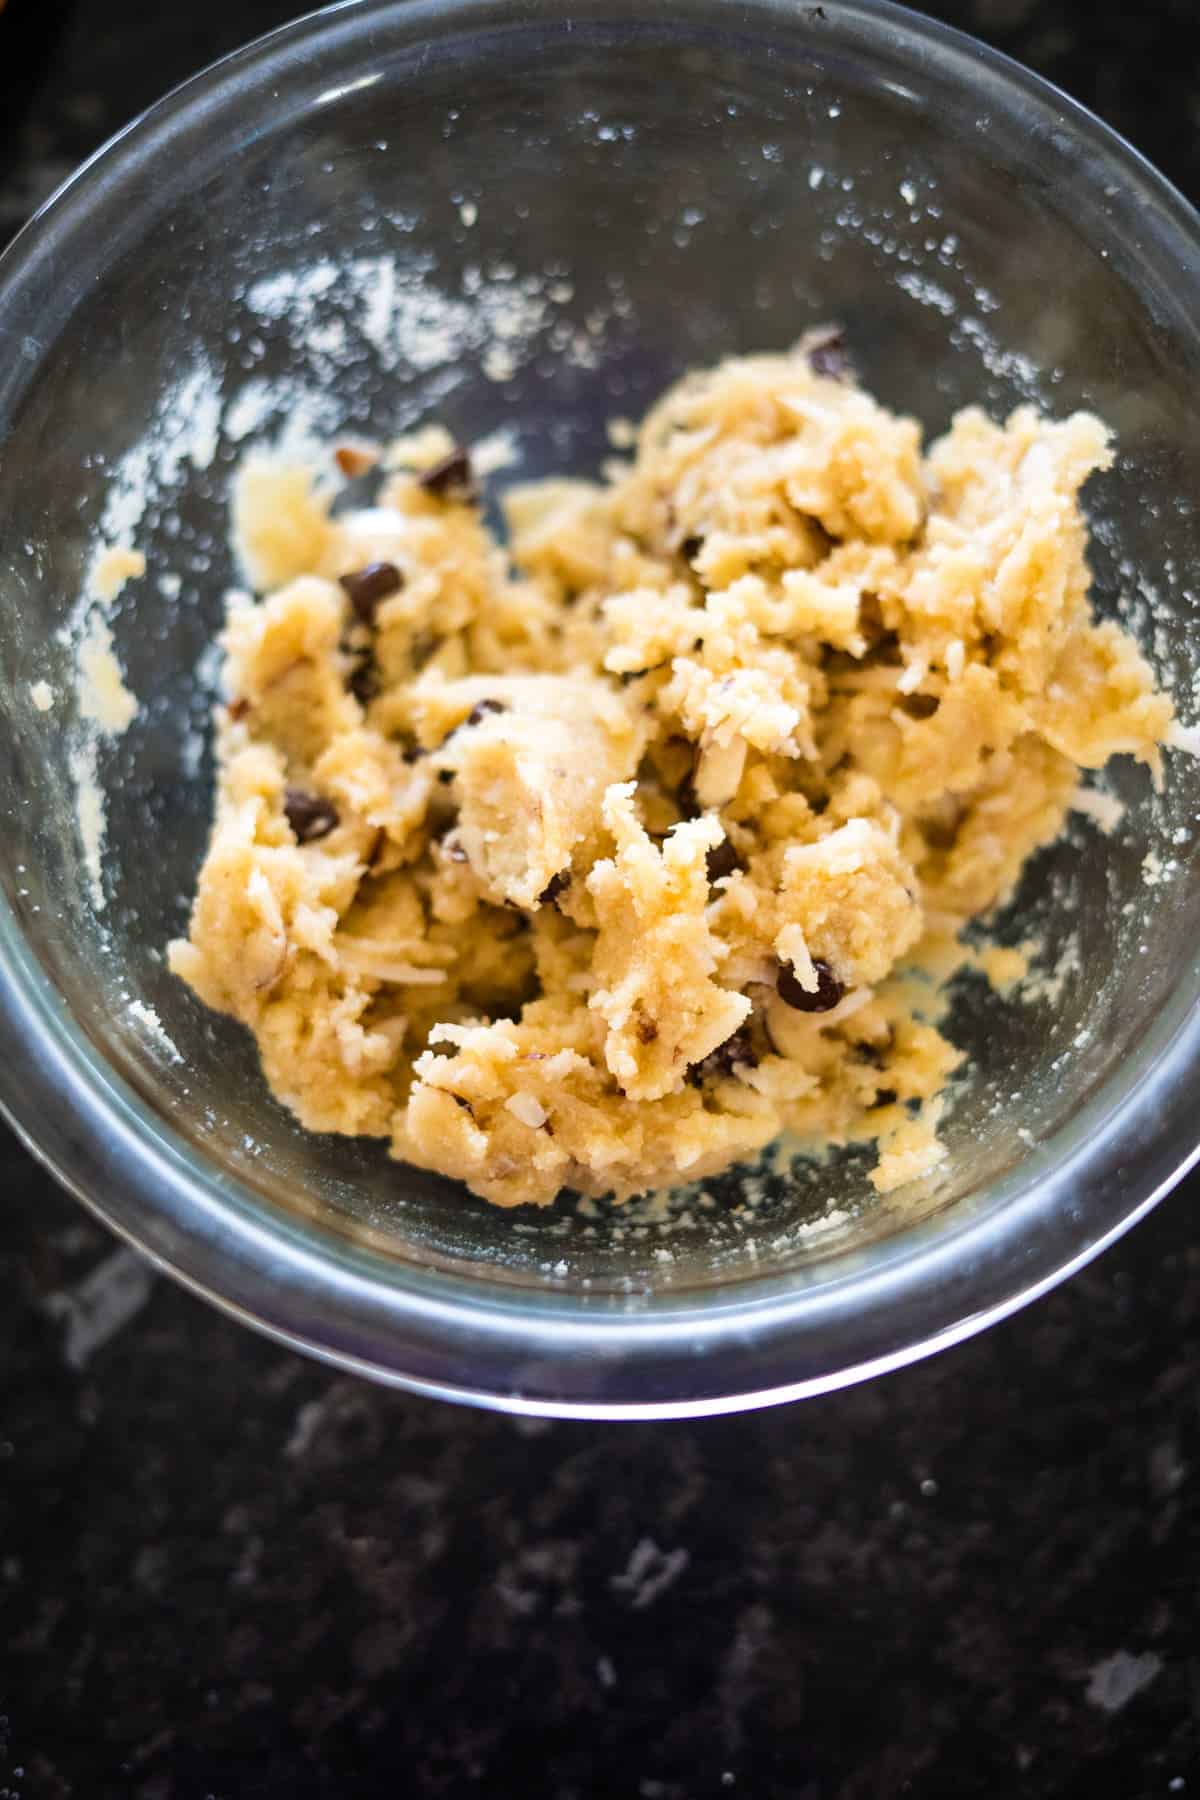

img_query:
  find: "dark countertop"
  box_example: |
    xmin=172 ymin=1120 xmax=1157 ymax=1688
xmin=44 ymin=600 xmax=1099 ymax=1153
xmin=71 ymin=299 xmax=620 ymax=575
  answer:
xmin=3 ymin=4 xmax=1200 ymax=1796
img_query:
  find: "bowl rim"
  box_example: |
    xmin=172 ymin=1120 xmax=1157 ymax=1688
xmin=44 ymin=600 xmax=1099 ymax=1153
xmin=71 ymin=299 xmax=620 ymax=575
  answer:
xmin=3 ymin=0 xmax=1200 ymax=1417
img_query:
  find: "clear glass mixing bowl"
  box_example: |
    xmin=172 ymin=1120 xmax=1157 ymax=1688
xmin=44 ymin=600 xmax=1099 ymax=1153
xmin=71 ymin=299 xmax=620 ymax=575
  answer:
xmin=2 ymin=0 xmax=1200 ymax=1415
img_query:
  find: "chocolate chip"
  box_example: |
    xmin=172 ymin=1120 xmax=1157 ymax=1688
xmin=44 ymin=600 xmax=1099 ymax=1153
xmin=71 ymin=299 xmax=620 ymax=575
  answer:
xmin=339 ymin=561 xmax=403 ymax=624
xmin=804 ymin=324 xmax=851 ymax=382
xmin=681 ymin=535 xmax=703 ymax=561
xmin=900 ymin=692 xmax=939 ymax=720
xmin=637 ymin=1015 xmax=659 ymax=1044
xmin=687 ymin=1025 xmax=757 ymax=1086
xmin=437 ymin=698 xmax=507 ymax=752
xmin=417 ymin=446 xmax=476 ymax=500
xmin=874 ymin=1088 xmax=898 ymax=1108
xmin=227 ymin=696 xmax=250 ymax=722
xmin=437 ymin=768 xmax=455 ymax=785
xmin=538 ymin=871 xmax=570 ymax=907
xmin=466 ymin=698 xmax=507 ymax=727
xmin=284 ymin=788 xmax=339 ymax=843
xmin=706 ymin=838 xmax=741 ymax=885
xmin=347 ymin=653 xmax=379 ymax=705
xmin=446 ymin=838 xmax=469 ymax=864
xmin=777 ymin=958 xmax=845 ymax=1012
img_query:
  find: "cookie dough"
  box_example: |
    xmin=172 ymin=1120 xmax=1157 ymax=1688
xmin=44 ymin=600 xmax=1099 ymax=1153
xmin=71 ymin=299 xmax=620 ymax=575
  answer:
xmin=169 ymin=340 xmax=1174 ymax=1207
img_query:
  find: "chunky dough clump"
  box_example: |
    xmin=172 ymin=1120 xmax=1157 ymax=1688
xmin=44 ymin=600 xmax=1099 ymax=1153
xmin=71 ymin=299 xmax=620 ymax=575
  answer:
xmin=169 ymin=347 xmax=1174 ymax=1206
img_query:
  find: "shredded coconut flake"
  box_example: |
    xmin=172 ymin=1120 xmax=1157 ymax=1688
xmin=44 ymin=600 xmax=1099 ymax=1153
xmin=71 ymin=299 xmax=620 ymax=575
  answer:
xmin=506 ymin=1092 xmax=548 ymax=1129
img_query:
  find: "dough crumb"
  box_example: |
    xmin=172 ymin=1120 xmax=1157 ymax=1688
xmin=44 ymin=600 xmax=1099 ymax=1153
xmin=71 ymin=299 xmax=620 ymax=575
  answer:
xmin=77 ymin=613 xmax=137 ymax=736
xmin=90 ymin=543 xmax=146 ymax=604
xmin=170 ymin=341 xmax=1176 ymax=1208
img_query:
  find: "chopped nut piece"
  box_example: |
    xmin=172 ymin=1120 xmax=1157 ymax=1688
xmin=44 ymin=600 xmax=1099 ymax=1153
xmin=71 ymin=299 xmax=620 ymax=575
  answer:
xmin=334 ymin=441 xmax=381 ymax=479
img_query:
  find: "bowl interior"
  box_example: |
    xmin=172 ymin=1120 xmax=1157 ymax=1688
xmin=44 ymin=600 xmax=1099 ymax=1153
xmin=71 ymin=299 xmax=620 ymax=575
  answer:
xmin=3 ymin=0 xmax=1200 ymax=1302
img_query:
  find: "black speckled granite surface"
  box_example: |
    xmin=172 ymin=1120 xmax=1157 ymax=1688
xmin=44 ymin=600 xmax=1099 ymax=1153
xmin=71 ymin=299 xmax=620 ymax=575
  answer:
xmin=3 ymin=3 xmax=1200 ymax=1795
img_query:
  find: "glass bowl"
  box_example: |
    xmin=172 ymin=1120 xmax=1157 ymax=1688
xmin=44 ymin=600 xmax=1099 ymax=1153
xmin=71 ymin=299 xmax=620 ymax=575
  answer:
xmin=2 ymin=0 xmax=1200 ymax=1417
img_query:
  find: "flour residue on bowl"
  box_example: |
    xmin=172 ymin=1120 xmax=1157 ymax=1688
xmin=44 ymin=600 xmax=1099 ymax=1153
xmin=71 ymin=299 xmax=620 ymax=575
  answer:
xmin=241 ymin=248 xmax=630 ymax=387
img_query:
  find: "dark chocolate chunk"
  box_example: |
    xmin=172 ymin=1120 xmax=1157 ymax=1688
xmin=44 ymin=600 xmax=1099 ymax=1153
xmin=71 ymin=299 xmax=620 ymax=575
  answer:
xmin=227 ymin=696 xmax=250 ymax=723
xmin=538 ymin=870 xmax=570 ymax=907
xmin=417 ymin=446 xmax=477 ymax=501
xmin=284 ymin=788 xmax=339 ymax=843
xmin=687 ymin=1025 xmax=757 ymax=1086
xmin=437 ymin=768 xmax=455 ymax=785
xmin=873 ymin=1088 xmax=898 ymax=1108
xmin=777 ymin=957 xmax=845 ymax=1013
xmin=681 ymin=534 xmax=704 ymax=561
xmin=467 ymin=698 xmax=507 ymax=727
xmin=900 ymin=692 xmax=940 ymax=720
xmin=636 ymin=1015 xmax=659 ymax=1045
xmin=445 ymin=836 xmax=469 ymax=864
xmin=339 ymin=560 xmax=403 ymax=624
xmin=706 ymin=837 xmax=742 ymax=885
xmin=804 ymin=324 xmax=851 ymax=382
xmin=347 ymin=653 xmax=379 ymax=705
xmin=401 ymin=741 xmax=426 ymax=764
